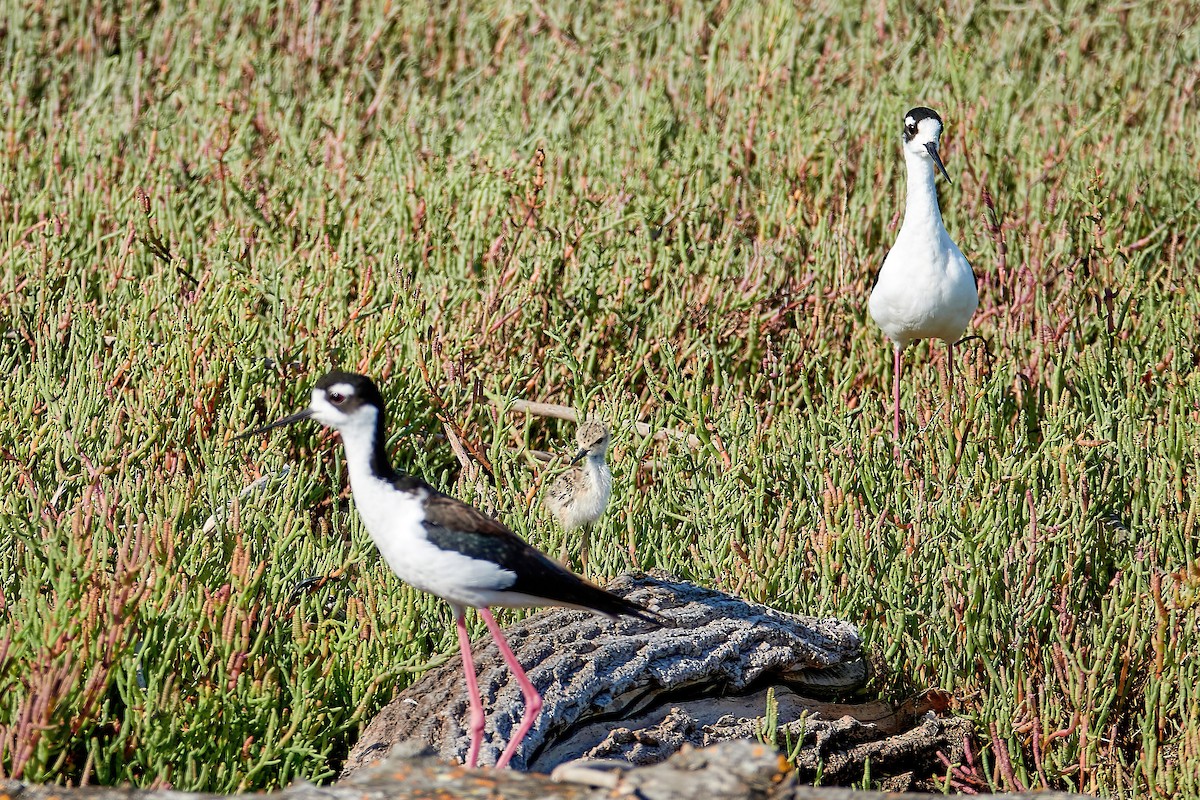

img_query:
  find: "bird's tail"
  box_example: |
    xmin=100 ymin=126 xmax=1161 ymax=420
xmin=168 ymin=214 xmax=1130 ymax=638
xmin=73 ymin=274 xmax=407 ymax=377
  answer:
xmin=517 ymin=550 xmax=671 ymax=626
xmin=573 ymin=580 xmax=670 ymax=626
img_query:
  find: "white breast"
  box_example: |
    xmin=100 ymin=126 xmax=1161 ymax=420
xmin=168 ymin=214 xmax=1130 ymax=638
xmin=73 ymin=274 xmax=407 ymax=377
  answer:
xmin=547 ymin=459 xmax=612 ymax=530
xmin=340 ymin=446 xmax=517 ymax=608
xmin=869 ymin=228 xmax=977 ymax=349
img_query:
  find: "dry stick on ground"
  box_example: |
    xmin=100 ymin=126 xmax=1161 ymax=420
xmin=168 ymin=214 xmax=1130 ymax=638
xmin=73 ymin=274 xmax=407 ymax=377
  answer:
xmin=499 ymin=399 xmax=704 ymax=451
xmin=442 ymin=424 xmax=481 ymax=481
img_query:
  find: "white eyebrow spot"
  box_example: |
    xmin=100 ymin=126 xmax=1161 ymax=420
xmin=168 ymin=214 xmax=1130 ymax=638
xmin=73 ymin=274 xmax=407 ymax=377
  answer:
xmin=905 ymin=116 xmax=915 ymax=127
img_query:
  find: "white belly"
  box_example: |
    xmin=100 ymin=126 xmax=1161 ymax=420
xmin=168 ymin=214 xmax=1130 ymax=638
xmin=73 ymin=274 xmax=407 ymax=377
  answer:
xmin=348 ymin=473 xmax=517 ymax=608
xmin=869 ymin=234 xmax=977 ymax=349
xmin=547 ymin=461 xmax=612 ymax=530
xmin=554 ymin=486 xmax=610 ymax=529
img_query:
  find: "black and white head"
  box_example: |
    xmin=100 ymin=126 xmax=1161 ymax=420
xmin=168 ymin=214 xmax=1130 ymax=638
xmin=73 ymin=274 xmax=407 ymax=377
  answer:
xmin=306 ymin=372 xmax=387 ymax=432
xmin=242 ymin=370 xmax=386 ymax=439
xmin=571 ymin=421 xmax=610 ymax=464
xmin=901 ymin=107 xmax=952 ymax=183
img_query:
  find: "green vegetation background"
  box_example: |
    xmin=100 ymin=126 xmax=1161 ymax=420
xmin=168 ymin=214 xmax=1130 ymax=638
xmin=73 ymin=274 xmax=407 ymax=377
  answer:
xmin=1 ymin=0 xmax=1197 ymax=795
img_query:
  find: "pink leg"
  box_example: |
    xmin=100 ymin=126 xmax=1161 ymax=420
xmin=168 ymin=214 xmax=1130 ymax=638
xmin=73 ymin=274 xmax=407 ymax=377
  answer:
xmin=947 ymin=340 xmax=956 ymax=422
xmin=454 ymin=612 xmax=485 ymax=769
xmin=892 ymin=344 xmax=903 ymax=441
xmin=478 ymin=608 xmax=542 ymax=770
xmin=580 ymin=524 xmax=592 ymax=576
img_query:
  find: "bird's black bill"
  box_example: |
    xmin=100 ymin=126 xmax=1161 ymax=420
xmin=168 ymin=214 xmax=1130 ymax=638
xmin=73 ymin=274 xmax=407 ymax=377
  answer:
xmin=237 ymin=408 xmax=313 ymax=439
xmin=289 ymin=572 xmax=343 ymax=602
xmin=925 ymin=142 xmax=952 ymax=184
xmin=570 ymin=448 xmax=588 ymax=465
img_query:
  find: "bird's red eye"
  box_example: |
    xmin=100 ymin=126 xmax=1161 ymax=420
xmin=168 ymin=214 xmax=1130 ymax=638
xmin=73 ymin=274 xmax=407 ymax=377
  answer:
xmin=329 ymin=391 xmax=345 ymax=404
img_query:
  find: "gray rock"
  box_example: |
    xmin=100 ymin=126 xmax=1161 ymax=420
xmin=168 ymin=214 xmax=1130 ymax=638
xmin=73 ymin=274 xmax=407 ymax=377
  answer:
xmin=1 ymin=740 xmax=1099 ymax=800
xmin=342 ymin=574 xmax=868 ymax=774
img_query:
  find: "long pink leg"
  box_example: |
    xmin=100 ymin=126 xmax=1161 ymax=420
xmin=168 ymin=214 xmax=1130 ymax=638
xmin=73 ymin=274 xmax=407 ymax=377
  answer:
xmin=947 ymin=340 xmax=956 ymax=423
xmin=454 ymin=612 xmax=485 ymax=769
xmin=478 ymin=608 xmax=543 ymax=770
xmin=892 ymin=344 xmax=903 ymax=441
xmin=948 ymin=340 xmax=955 ymax=395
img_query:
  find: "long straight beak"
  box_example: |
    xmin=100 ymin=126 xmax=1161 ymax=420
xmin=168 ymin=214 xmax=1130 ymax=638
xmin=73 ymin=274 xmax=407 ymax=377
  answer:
xmin=237 ymin=408 xmax=314 ymax=440
xmin=570 ymin=447 xmax=588 ymax=465
xmin=925 ymin=142 xmax=952 ymax=184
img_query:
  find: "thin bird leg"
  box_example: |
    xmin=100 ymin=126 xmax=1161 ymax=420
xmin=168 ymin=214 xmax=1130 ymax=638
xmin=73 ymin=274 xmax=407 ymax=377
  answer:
xmin=892 ymin=344 xmax=903 ymax=441
xmin=580 ymin=523 xmax=591 ymax=576
xmin=454 ymin=612 xmax=485 ymax=769
xmin=479 ymin=608 xmax=543 ymax=769
xmin=947 ymin=340 xmax=956 ymax=423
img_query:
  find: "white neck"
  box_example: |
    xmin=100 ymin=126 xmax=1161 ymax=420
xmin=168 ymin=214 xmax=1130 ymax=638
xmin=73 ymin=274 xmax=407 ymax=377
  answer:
xmin=901 ymin=149 xmax=944 ymax=237
xmin=584 ymin=454 xmax=612 ymax=492
xmin=336 ymin=418 xmax=380 ymax=489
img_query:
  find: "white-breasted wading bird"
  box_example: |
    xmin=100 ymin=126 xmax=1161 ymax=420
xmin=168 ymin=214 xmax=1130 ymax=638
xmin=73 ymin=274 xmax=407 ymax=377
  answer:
xmin=868 ymin=107 xmax=978 ymax=440
xmin=241 ymin=371 xmax=659 ymax=769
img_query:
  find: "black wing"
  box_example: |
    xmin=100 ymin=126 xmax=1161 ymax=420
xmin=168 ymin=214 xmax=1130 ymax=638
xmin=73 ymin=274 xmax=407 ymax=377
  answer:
xmin=414 ymin=487 xmax=658 ymax=623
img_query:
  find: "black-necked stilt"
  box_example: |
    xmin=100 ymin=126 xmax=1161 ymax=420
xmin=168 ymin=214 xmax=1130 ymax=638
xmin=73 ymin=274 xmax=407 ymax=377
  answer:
xmin=242 ymin=371 xmax=658 ymax=769
xmin=868 ymin=107 xmax=978 ymax=440
xmin=544 ymin=421 xmax=612 ymax=571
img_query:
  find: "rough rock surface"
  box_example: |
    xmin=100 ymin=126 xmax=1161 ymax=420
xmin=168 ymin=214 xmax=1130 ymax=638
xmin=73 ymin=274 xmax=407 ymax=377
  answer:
xmin=2 ymin=740 xmax=1094 ymax=800
xmin=342 ymin=574 xmax=869 ymax=774
xmin=576 ymin=689 xmax=977 ymax=791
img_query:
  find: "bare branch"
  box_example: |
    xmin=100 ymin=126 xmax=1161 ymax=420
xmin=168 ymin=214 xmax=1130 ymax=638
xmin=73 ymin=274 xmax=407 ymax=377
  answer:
xmin=499 ymin=400 xmax=703 ymax=451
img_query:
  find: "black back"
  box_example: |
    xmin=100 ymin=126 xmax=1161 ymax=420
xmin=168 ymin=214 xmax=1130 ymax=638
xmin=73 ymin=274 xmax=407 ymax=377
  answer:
xmin=411 ymin=483 xmax=659 ymax=622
